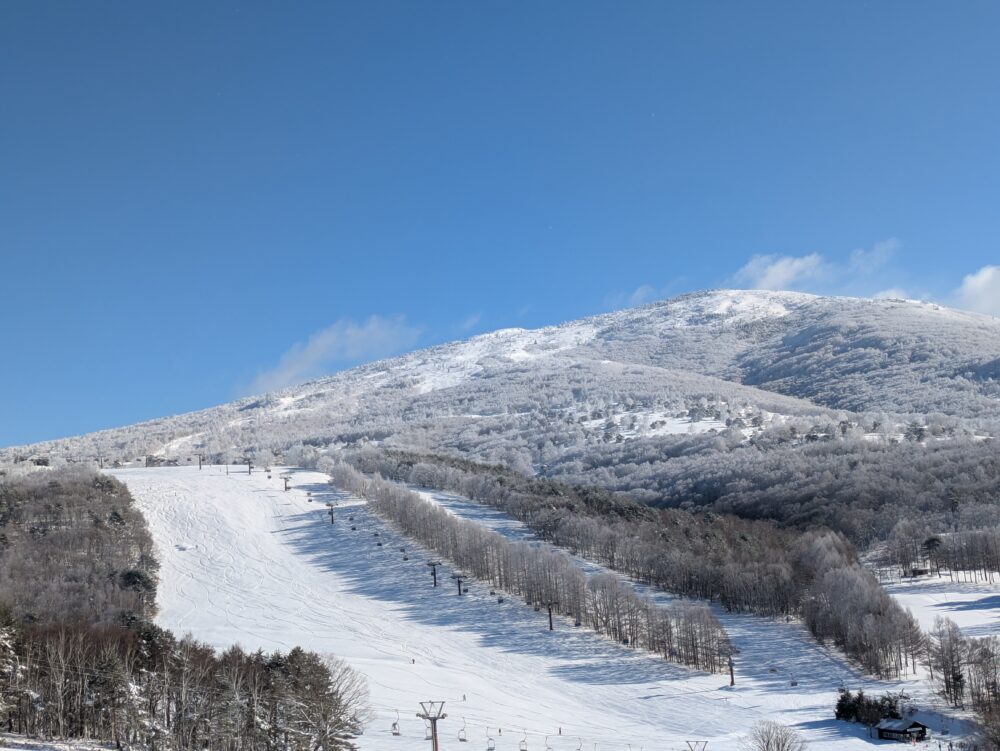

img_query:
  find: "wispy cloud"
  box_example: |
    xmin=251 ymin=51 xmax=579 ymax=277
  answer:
xmin=848 ymin=238 xmax=899 ymax=275
xmin=604 ymin=278 xmax=689 ymax=311
xmin=244 ymin=315 xmax=421 ymax=395
xmin=954 ymin=265 xmax=1000 ymax=316
xmin=457 ymin=313 xmax=481 ymax=333
xmin=873 ymin=287 xmax=910 ymax=300
xmin=731 ymin=253 xmax=828 ymax=291
xmin=730 ymin=239 xmax=899 ymax=294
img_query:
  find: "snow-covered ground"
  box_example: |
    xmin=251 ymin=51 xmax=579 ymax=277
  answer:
xmin=111 ymin=467 xmax=969 ymax=751
xmin=414 ymin=490 xmax=977 ymax=739
xmin=884 ymin=575 xmax=1000 ymax=638
xmin=0 ymin=736 xmax=113 ymax=751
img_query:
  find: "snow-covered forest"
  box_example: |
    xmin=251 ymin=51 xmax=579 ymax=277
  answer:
xmin=5 ymin=290 xmax=998 ymax=551
xmin=0 ymin=470 xmax=369 ymax=750
xmin=4 ymin=289 xmax=1000 ymax=747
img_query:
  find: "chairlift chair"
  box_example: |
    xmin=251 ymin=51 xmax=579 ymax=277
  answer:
xmin=458 ymin=717 xmax=468 ymax=743
xmin=424 ymin=721 xmax=433 ymax=741
xmin=519 ymin=729 xmax=528 ymax=751
xmin=391 ymin=711 xmax=401 ymax=737
xmin=486 ymin=728 xmax=496 ymax=751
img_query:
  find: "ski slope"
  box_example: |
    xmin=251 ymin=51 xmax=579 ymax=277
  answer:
xmin=885 ymin=576 xmax=1000 ymax=638
xmin=112 ymin=466 xmax=963 ymax=750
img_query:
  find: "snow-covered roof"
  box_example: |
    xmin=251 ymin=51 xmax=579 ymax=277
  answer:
xmin=877 ymin=719 xmax=926 ymax=731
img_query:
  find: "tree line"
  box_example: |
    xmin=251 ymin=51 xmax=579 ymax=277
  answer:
xmin=0 ymin=619 xmax=368 ymax=751
xmin=326 ymin=461 xmax=732 ymax=673
xmin=879 ymin=520 xmax=1000 ymax=582
xmin=927 ymin=616 xmax=1000 ymax=715
xmin=326 ymin=447 xmax=924 ymax=679
xmin=0 ymin=468 xmax=369 ymax=750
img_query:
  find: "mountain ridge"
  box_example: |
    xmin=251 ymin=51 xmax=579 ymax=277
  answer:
xmin=4 ymin=289 xmax=1000 ymax=533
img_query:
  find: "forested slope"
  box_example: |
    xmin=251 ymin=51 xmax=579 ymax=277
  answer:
xmin=3 ymin=289 xmax=999 ymax=545
xmin=0 ymin=469 xmax=368 ymax=750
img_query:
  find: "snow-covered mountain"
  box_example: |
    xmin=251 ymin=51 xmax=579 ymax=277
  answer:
xmin=6 ymin=289 xmax=1000 ymax=473
xmin=5 ymin=289 xmax=1000 ymax=542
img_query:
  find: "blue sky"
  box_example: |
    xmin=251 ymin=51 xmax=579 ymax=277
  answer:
xmin=2 ymin=1 xmax=998 ymax=446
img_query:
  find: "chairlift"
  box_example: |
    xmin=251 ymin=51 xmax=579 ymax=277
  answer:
xmin=519 ymin=729 xmax=528 ymax=751
xmin=575 ymin=738 xmax=582 ymax=751
xmin=377 ymin=542 xmax=383 ymax=547
xmin=391 ymin=710 xmax=401 ymax=737
xmin=486 ymin=728 xmax=496 ymax=751
xmin=458 ymin=717 xmax=468 ymax=743
xmin=351 ymin=526 xmax=357 ymax=531
xmin=404 ymin=555 xmax=409 ymax=560
xmin=544 ymin=735 xmax=553 ymax=751
xmin=424 ymin=721 xmax=433 ymax=741
xmin=497 ymin=596 xmax=504 ymax=603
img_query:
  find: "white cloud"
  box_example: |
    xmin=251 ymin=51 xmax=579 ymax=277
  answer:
xmin=955 ymin=266 xmax=1000 ymax=316
xmin=732 ymin=253 xmax=828 ymax=291
xmin=731 ymin=239 xmax=900 ymax=294
xmin=245 ymin=315 xmax=421 ymax=395
xmin=873 ymin=287 xmax=910 ymax=300
xmin=848 ymin=238 xmax=898 ymax=275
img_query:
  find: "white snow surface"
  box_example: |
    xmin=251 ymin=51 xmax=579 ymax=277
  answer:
xmin=109 ymin=466 xmax=971 ymax=751
xmin=0 ymin=736 xmax=114 ymax=751
xmin=885 ymin=575 xmax=1000 ymax=638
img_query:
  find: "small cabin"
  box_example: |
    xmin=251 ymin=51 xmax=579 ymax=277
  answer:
xmin=876 ymin=719 xmax=929 ymax=742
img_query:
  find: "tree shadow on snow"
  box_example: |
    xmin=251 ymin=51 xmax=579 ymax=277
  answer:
xmin=274 ymin=475 xmax=703 ymax=688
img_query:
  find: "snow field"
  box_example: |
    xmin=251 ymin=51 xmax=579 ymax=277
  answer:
xmin=112 ymin=467 xmax=966 ymax=750
xmin=884 ymin=576 xmax=1000 ymax=638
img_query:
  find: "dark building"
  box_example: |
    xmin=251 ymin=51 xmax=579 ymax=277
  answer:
xmin=876 ymin=719 xmax=929 ymax=742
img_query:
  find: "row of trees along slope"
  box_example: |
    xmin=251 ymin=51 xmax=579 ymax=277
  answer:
xmin=309 ymin=446 xmax=924 ymax=679
xmin=0 ymin=467 xmax=369 ymax=750
xmin=328 ymin=461 xmax=731 ymax=673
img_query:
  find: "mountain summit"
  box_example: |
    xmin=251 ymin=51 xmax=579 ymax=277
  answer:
xmin=5 ymin=289 xmax=999 ymax=542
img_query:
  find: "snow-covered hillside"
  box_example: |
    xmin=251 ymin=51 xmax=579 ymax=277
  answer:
xmin=110 ymin=466 xmax=973 ymax=751
xmin=10 ymin=290 xmax=1000 ymax=470
xmin=885 ymin=576 xmax=1000 ymax=638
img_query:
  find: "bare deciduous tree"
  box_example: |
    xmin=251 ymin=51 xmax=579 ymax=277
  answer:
xmin=740 ymin=720 xmax=808 ymax=751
